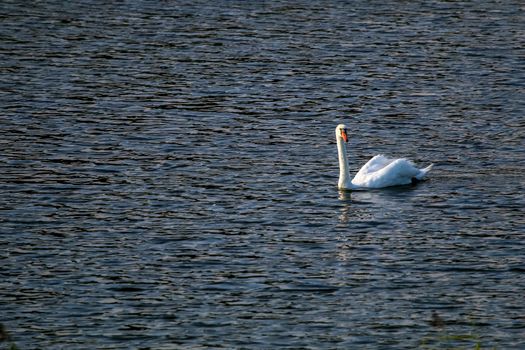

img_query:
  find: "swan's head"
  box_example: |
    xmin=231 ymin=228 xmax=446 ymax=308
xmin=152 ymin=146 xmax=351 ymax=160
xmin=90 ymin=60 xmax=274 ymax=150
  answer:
xmin=336 ymin=124 xmax=348 ymax=143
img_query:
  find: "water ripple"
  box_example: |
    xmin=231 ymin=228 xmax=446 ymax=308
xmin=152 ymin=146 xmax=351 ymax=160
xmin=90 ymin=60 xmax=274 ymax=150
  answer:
xmin=1 ymin=1 xmax=524 ymax=349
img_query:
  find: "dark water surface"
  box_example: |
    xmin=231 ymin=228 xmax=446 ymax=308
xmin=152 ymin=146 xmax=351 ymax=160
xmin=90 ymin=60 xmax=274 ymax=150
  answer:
xmin=1 ymin=1 xmax=524 ymax=349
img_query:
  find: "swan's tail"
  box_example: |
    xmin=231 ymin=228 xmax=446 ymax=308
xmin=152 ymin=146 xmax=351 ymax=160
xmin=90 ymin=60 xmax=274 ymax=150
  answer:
xmin=415 ymin=163 xmax=433 ymax=180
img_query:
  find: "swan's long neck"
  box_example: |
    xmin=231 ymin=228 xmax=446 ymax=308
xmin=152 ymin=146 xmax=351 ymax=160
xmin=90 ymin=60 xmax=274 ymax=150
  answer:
xmin=337 ymin=136 xmax=352 ymax=189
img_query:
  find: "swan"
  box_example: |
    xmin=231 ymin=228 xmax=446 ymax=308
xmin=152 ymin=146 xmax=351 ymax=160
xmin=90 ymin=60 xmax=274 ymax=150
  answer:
xmin=336 ymin=124 xmax=433 ymax=189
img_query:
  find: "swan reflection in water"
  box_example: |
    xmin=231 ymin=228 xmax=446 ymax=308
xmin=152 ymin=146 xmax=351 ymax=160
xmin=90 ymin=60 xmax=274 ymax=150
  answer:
xmin=335 ymin=189 xmax=380 ymax=264
xmin=338 ymin=190 xmax=361 ymax=224
xmin=337 ymin=189 xmax=386 ymax=225
xmin=335 ymin=188 xmax=414 ymax=265
xmin=337 ymin=186 xmax=420 ymax=225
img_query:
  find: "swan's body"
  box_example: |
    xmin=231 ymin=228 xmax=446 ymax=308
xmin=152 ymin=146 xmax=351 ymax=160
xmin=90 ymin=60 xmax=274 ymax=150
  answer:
xmin=336 ymin=124 xmax=433 ymax=189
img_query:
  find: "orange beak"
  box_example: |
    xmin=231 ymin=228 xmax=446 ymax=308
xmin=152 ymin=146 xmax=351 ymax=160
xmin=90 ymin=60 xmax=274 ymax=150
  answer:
xmin=341 ymin=129 xmax=348 ymax=142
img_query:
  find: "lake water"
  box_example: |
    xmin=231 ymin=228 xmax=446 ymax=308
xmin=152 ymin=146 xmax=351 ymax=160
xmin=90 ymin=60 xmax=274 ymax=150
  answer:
xmin=1 ymin=1 xmax=524 ymax=349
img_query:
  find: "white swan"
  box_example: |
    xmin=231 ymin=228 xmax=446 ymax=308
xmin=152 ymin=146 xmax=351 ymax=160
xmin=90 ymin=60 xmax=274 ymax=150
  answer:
xmin=336 ymin=124 xmax=433 ymax=189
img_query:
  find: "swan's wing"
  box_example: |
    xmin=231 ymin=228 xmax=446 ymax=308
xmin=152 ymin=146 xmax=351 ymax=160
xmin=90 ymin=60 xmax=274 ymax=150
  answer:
xmin=353 ymin=154 xmax=394 ymax=178
xmin=375 ymin=158 xmax=421 ymax=182
xmin=353 ymin=156 xmax=420 ymax=188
